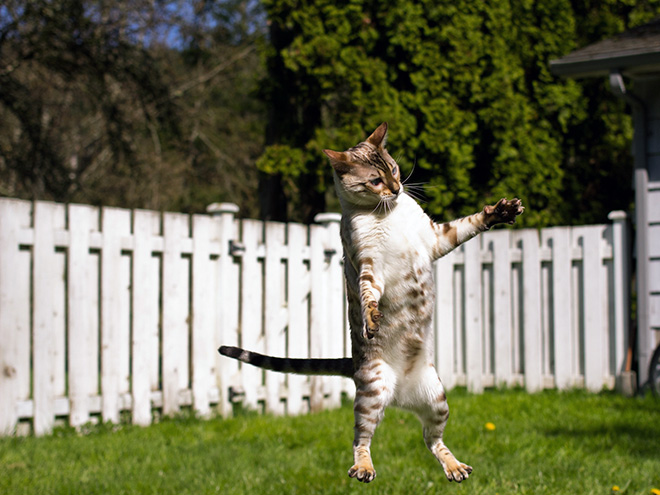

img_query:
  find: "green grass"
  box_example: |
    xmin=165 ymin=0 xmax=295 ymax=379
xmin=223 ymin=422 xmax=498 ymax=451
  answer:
xmin=1 ymin=389 xmax=659 ymax=495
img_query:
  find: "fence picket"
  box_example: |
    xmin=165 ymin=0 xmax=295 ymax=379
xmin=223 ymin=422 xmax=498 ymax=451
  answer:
xmin=191 ymin=214 xmax=214 ymax=417
xmin=264 ymin=221 xmax=287 ymax=414
xmin=211 ymin=204 xmax=240 ymax=417
xmin=286 ymin=223 xmax=309 ymax=415
xmin=309 ymin=223 xmax=326 ymax=411
xmin=577 ymin=227 xmax=606 ymax=391
xmin=161 ymin=213 xmax=191 ymax=415
xmin=67 ymin=204 xmax=96 ymax=427
xmin=454 ymin=257 xmax=466 ymax=385
xmin=465 ymin=237 xmax=483 ymax=393
xmin=488 ymin=230 xmax=513 ymax=387
xmin=101 ymin=208 xmax=131 ymax=423
xmin=316 ymin=213 xmax=344 ymax=408
xmin=516 ymin=229 xmax=543 ymax=392
xmin=0 ymin=197 xmax=632 ymax=435
xmin=131 ymin=210 xmax=160 ymax=425
xmin=0 ymin=200 xmax=31 ymax=434
xmin=240 ymin=220 xmax=264 ymax=410
xmin=543 ymin=227 xmax=572 ymax=389
xmin=434 ymin=253 xmax=456 ymax=389
xmin=33 ymin=202 xmax=66 ymax=434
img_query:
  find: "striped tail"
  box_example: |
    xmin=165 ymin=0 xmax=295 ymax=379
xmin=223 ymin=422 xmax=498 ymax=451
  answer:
xmin=218 ymin=346 xmax=354 ymax=378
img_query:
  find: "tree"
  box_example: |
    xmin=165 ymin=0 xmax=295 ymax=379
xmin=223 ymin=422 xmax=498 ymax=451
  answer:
xmin=0 ymin=0 xmax=266 ymax=215
xmin=257 ymin=0 xmax=659 ymax=226
xmin=0 ymin=0 xmax=180 ymax=206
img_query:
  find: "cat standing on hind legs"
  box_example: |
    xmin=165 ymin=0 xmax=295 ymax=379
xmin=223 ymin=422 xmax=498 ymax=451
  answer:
xmin=218 ymin=122 xmax=524 ymax=484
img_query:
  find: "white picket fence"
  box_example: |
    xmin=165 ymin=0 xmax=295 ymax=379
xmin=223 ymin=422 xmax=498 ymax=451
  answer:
xmin=0 ymin=198 xmax=630 ymax=436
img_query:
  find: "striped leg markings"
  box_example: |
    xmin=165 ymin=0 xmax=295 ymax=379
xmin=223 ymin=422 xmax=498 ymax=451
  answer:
xmin=416 ymin=368 xmax=472 ymax=482
xmin=349 ymin=363 xmax=393 ymax=483
xmin=358 ymin=258 xmax=383 ymax=339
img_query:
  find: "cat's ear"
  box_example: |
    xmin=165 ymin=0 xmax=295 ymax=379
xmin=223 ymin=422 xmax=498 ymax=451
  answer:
xmin=323 ymin=149 xmax=347 ymax=162
xmin=366 ymin=122 xmax=388 ymax=149
xmin=323 ymin=149 xmax=352 ymax=175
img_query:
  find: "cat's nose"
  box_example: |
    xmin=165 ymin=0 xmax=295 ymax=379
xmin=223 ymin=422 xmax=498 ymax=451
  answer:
xmin=391 ymin=186 xmax=400 ymax=196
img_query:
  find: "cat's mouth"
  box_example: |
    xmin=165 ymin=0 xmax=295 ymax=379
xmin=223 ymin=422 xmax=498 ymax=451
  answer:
xmin=384 ymin=186 xmax=402 ymax=200
xmin=373 ymin=192 xmax=399 ymax=214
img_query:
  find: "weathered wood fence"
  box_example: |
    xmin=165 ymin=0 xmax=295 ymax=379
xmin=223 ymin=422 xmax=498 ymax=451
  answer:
xmin=0 ymin=198 xmax=630 ymax=436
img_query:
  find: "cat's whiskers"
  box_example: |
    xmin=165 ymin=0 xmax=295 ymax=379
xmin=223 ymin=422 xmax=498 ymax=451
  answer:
xmin=370 ymin=197 xmax=386 ymax=216
xmin=402 ymin=158 xmax=417 ymax=185
xmin=404 ymin=190 xmax=425 ymax=204
xmin=402 ymin=183 xmax=428 ymax=203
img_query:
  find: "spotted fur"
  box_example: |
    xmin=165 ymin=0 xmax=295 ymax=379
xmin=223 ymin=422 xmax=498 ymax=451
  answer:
xmin=219 ymin=123 xmax=524 ymax=484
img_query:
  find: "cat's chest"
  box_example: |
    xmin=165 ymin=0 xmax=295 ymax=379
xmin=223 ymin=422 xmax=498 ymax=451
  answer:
xmin=345 ymin=195 xmax=434 ymax=283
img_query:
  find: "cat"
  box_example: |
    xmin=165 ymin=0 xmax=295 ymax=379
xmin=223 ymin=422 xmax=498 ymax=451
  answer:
xmin=219 ymin=122 xmax=523 ymax=483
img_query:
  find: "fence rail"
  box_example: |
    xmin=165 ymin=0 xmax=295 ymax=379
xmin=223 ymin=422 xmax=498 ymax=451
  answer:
xmin=0 ymin=198 xmax=630 ymax=436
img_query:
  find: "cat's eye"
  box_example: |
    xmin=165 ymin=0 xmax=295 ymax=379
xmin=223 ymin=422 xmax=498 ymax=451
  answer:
xmin=370 ymin=177 xmax=383 ymax=186
xmin=391 ymin=166 xmax=398 ymax=176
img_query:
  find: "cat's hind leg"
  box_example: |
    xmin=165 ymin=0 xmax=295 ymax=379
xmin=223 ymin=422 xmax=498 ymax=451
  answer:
xmin=349 ymin=362 xmax=395 ymax=483
xmin=411 ymin=366 xmax=472 ymax=482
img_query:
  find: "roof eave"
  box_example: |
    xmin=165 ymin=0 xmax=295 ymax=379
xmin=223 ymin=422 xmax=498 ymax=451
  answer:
xmin=550 ymin=52 xmax=660 ymax=79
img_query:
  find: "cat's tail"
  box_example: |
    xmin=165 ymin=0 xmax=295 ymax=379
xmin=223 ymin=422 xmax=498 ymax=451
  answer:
xmin=218 ymin=346 xmax=354 ymax=378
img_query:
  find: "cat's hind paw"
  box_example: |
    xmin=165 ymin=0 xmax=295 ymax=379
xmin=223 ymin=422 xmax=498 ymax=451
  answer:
xmin=348 ymin=463 xmax=377 ymax=483
xmin=443 ymin=460 xmax=472 ymax=483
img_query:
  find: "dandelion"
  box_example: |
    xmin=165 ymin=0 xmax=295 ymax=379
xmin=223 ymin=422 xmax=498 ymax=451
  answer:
xmin=651 ymin=489 xmax=660 ymax=495
xmin=612 ymin=486 xmax=620 ymax=492
xmin=485 ymin=422 xmax=496 ymax=431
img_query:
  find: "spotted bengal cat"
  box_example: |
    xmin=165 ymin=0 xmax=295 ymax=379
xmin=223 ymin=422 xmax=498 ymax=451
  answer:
xmin=219 ymin=122 xmax=524 ymax=483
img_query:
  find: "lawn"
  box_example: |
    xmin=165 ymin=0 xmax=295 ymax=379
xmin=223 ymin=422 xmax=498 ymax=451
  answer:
xmin=1 ymin=389 xmax=659 ymax=495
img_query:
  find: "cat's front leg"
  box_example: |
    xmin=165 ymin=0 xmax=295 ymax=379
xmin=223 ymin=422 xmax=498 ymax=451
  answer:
xmin=358 ymin=259 xmax=384 ymax=339
xmin=431 ymin=198 xmax=524 ymax=260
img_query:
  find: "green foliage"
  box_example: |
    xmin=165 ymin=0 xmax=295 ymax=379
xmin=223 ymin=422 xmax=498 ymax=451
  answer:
xmin=1 ymin=390 xmax=659 ymax=494
xmin=257 ymin=144 xmax=306 ymax=176
xmin=2 ymin=1 xmax=658 ymax=222
xmin=259 ymin=0 xmax=659 ymax=226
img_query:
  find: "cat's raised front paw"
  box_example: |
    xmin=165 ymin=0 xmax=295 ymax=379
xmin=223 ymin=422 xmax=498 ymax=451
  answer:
xmin=363 ymin=301 xmax=383 ymax=339
xmin=484 ymin=198 xmax=524 ymax=226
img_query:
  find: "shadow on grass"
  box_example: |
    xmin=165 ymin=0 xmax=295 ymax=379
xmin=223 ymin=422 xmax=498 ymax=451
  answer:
xmin=540 ymin=392 xmax=660 ymax=460
xmin=542 ymin=422 xmax=660 ymax=459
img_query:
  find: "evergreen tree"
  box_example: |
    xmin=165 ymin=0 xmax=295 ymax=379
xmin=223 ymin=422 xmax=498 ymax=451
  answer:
xmin=257 ymin=0 xmax=659 ymax=226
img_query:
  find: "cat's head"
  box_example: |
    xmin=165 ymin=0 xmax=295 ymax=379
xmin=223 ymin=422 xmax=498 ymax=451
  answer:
xmin=323 ymin=123 xmax=402 ymax=209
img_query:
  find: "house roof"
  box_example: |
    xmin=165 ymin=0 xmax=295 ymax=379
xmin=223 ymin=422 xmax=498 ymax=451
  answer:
xmin=550 ymin=17 xmax=660 ymax=78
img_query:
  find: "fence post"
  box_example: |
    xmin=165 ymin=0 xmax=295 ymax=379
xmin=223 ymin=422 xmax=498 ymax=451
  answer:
xmin=207 ymin=203 xmax=240 ymax=417
xmin=608 ymin=211 xmax=633 ymax=392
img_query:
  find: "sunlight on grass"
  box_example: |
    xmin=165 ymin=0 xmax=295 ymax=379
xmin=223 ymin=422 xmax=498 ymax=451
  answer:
xmin=0 ymin=389 xmax=658 ymax=495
